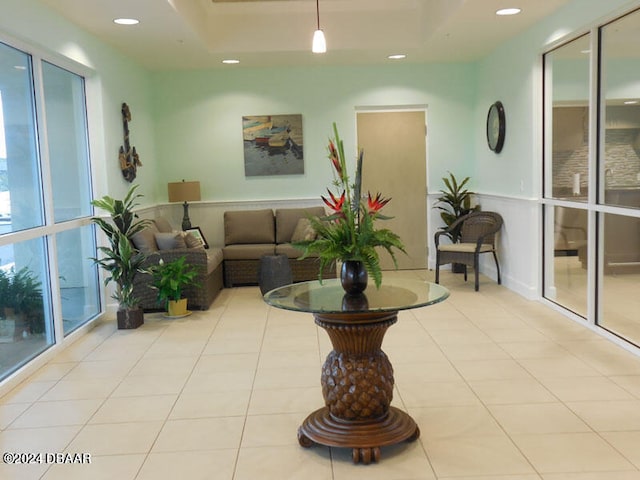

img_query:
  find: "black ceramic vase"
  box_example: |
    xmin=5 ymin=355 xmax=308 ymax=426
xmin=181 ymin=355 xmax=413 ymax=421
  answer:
xmin=340 ymin=260 xmax=368 ymax=295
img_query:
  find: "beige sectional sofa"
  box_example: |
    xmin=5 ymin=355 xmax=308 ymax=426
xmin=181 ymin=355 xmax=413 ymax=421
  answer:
xmin=130 ymin=217 xmax=224 ymax=311
xmin=222 ymin=207 xmax=336 ymax=287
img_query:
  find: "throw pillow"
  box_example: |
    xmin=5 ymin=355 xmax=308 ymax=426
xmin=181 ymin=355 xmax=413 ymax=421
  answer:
xmin=155 ymin=232 xmax=187 ymax=250
xmin=183 ymin=232 xmax=205 ymax=249
xmin=291 ymin=218 xmax=316 ymax=242
xmin=131 ymin=225 xmax=159 ymax=253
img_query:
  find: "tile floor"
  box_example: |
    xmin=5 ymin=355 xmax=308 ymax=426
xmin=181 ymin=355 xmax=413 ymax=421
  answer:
xmin=3 ymin=269 xmax=640 ymax=479
xmin=553 ymin=254 xmax=640 ymax=344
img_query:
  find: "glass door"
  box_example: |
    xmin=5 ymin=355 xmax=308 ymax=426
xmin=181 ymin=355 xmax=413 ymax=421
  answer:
xmin=543 ymin=8 xmax=640 ymax=347
xmin=596 ymin=11 xmax=640 ymax=344
xmin=543 ymin=34 xmax=591 ymax=320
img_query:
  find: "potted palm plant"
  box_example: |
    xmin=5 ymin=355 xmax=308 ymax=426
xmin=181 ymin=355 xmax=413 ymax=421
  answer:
xmin=434 ymin=172 xmax=479 ymax=272
xmin=91 ymin=184 xmax=151 ymax=329
xmin=150 ymin=255 xmax=199 ymax=317
xmin=434 ymin=172 xmax=479 ymax=242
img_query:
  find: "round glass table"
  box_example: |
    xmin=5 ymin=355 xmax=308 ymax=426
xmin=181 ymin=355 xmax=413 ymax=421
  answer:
xmin=264 ymin=278 xmax=449 ymax=464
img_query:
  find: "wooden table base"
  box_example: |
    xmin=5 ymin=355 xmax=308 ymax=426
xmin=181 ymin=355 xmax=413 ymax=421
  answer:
xmin=298 ymin=406 xmax=420 ymax=464
xmin=299 ymin=311 xmax=420 ymax=464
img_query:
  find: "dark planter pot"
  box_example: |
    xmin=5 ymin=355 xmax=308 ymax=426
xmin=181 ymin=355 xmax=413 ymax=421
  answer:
xmin=117 ymin=307 xmax=144 ymax=329
xmin=452 ymin=263 xmax=466 ymax=274
xmin=340 ymin=260 xmax=368 ymax=295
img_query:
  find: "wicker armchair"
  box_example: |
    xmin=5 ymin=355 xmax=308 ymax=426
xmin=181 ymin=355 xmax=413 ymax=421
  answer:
xmin=434 ymin=211 xmax=503 ymax=291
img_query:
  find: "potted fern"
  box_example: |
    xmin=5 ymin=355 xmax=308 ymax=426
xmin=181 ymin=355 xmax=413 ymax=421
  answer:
xmin=0 ymin=267 xmax=44 ymax=340
xmin=90 ymin=184 xmax=152 ymax=329
xmin=150 ymin=256 xmax=199 ymax=317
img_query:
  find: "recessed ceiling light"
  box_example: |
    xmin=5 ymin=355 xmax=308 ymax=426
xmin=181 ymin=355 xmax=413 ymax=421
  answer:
xmin=222 ymin=59 xmax=240 ymax=64
xmin=388 ymin=54 xmax=407 ymax=60
xmin=580 ymin=49 xmax=591 ymax=54
xmin=624 ymin=100 xmax=638 ymax=104
xmin=496 ymin=8 xmax=521 ymax=16
xmin=14 ymin=65 xmax=26 ymax=70
xmin=113 ymin=18 xmax=139 ymax=25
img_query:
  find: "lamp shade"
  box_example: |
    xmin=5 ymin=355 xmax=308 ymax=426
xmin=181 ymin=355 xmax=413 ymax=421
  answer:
xmin=312 ymin=29 xmax=326 ymax=53
xmin=168 ymin=181 xmax=201 ymax=203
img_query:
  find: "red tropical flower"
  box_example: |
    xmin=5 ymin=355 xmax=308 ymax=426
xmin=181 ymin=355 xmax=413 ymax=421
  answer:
xmin=292 ymin=122 xmax=405 ymax=288
xmin=328 ymin=140 xmax=342 ymax=177
xmin=321 ymin=189 xmax=345 ymax=214
xmin=367 ymin=192 xmax=391 ymax=213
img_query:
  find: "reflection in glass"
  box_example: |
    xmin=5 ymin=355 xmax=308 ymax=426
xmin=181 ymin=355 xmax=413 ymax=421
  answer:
xmin=264 ymin=278 xmax=448 ymax=314
xmin=42 ymin=61 xmax=92 ymax=223
xmin=56 ymin=226 xmax=100 ymax=335
xmin=545 ymin=205 xmax=588 ymax=318
xmin=0 ymin=42 xmax=44 ymax=232
xmin=599 ymin=212 xmax=640 ymax=343
xmin=600 ymin=10 xmax=640 ymax=209
xmin=545 ymin=34 xmax=590 ymax=201
xmin=0 ymin=238 xmax=53 ymax=379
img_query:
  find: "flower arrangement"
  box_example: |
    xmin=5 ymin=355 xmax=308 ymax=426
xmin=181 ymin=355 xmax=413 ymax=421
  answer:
xmin=294 ymin=123 xmax=405 ymax=288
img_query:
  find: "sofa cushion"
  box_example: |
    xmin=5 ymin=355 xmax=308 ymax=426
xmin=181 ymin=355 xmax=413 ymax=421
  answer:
xmin=290 ymin=218 xmax=316 ymax=242
xmin=224 ymin=209 xmax=275 ymax=245
xmin=275 ymin=207 xmax=325 ymax=244
xmin=223 ymin=244 xmax=275 ymax=260
xmin=131 ymin=223 xmax=159 ymax=253
xmin=206 ymin=248 xmax=224 ymax=274
xmin=275 ymin=243 xmax=307 ymax=259
xmin=154 ymin=216 xmax=173 ymax=233
xmin=155 ymin=232 xmax=187 ymax=250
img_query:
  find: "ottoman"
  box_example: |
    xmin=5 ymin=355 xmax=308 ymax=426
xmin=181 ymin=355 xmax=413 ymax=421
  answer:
xmin=259 ymin=254 xmax=293 ymax=295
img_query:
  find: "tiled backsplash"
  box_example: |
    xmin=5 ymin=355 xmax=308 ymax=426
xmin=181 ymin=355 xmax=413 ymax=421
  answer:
xmin=552 ymin=128 xmax=640 ymax=193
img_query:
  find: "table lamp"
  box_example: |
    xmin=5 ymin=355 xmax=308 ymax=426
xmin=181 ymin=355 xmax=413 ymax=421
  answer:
xmin=168 ymin=180 xmax=201 ymax=230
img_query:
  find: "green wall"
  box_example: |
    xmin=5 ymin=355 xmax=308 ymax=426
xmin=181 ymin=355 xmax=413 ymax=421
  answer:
xmin=0 ymin=0 xmax=159 ymax=205
xmin=474 ymin=0 xmax=639 ymax=198
xmin=3 ymin=0 xmax=639 ymax=208
xmin=150 ymin=63 xmax=477 ymax=202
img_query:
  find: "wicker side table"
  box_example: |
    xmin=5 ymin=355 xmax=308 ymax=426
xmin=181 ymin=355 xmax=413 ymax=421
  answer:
xmin=258 ymin=254 xmax=293 ymax=294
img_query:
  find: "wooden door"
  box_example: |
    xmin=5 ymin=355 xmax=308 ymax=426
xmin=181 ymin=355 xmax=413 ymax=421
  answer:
xmin=356 ymin=110 xmax=427 ymax=270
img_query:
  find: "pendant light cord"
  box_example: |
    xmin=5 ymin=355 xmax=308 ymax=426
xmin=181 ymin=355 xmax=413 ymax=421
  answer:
xmin=316 ymin=0 xmax=321 ymax=30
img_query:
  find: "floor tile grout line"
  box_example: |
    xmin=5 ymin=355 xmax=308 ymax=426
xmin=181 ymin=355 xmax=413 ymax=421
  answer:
xmin=133 ymin=288 xmax=241 ymax=479
xmin=233 ymin=287 xmax=270 ymax=480
xmin=410 ymin=299 xmax=550 ymax=478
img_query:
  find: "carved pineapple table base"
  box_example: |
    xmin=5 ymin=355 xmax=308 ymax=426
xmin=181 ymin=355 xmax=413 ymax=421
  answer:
xmin=298 ymin=311 xmax=420 ymax=464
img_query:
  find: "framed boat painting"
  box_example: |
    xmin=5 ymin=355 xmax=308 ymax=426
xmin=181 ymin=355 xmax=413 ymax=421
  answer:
xmin=242 ymin=114 xmax=304 ymax=176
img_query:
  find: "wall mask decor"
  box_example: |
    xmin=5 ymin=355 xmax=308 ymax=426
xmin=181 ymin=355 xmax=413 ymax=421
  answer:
xmin=119 ymin=102 xmax=142 ymax=182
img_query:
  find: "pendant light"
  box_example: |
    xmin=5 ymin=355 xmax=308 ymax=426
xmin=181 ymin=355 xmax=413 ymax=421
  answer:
xmin=312 ymin=0 xmax=326 ymax=53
